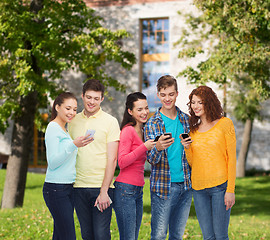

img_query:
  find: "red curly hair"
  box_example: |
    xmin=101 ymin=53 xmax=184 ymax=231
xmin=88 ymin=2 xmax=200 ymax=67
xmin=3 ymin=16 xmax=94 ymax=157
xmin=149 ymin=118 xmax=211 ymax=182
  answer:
xmin=188 ymin=86 xmax=224 ymax=132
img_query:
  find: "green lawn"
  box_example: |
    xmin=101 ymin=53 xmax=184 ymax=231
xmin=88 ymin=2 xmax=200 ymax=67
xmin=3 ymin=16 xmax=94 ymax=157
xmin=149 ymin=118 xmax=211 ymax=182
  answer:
xmin=0 ymin=169 xmax=269 ymax=239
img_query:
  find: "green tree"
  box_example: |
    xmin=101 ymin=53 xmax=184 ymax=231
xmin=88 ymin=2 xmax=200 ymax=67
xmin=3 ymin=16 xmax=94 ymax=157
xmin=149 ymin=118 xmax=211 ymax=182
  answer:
xmin=0 ymin=0 xmax=135 ymax=208
xmin=175 ymin=0 xmax=270 ymax=177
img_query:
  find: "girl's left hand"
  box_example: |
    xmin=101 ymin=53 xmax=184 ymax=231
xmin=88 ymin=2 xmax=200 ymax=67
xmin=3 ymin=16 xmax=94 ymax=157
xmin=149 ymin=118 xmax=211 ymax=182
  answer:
xmin=180 ymin=135 xmax=192 ymax=149
xmin=224 ymin=192 xmax=235 ymax=210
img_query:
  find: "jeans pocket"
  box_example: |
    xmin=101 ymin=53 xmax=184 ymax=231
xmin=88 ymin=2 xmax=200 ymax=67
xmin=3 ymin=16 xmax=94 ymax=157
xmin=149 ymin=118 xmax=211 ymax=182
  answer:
xmin=122 ymin=188 xmax=136 ymax=196
xmin=43 ymin=188 xmax=50 ymax=195
xmin=43 ymin=187 xmax=50 ymax=207
xmin=115 ymin=183 xmax=136 ymax=200
xmin=43 ymin=183 xmax=51 ymax=195
xmin=215 ymin=181 xmax=227 ymax=191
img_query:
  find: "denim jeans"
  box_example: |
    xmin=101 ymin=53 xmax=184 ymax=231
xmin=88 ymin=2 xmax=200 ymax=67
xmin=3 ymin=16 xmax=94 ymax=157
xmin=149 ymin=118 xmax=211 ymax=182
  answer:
xmin=151 ymin=182 xmax=192 ymax=240
xmin=193 ymin=182 xmax=231 ymax=240
xmin=113 ymin=181 xmax=144 ymax=240
xmin=74 ymin=187 xmax=114 ymax=240
xmin=43 ymin=182 xmax=76 ymax=240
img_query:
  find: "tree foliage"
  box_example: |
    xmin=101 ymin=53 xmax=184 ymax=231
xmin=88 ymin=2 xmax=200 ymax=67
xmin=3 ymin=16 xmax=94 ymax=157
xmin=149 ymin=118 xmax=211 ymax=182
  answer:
xmin=0 ymin=0 xmax=136 ymax=208
xmin=0 ymin=0 xmax=136 ymax=133
xmin=175 ymin=0 xmax=270 ymax=177
xmin=175 ymin=0 xmax=270 ymax=121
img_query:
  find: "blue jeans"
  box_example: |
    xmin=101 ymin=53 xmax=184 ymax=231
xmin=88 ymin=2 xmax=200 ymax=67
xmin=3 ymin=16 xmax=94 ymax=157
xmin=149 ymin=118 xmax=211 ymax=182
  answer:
xmin=113 ymin=182 xmax=144 ymax=240
xmin=43 ymin=182 xmax=76 ymax=240
xmin=74 ymin=188 xmax=114 ymax=240
xmin=193 ymin=182 xmax=231 ymax=240
xmin=151 ymin=182 xmax=192 ymax=240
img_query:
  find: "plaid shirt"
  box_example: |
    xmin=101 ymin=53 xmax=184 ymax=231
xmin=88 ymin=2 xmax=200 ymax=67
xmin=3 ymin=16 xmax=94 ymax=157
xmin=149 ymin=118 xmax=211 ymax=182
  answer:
xmin=144 ymin=107 xmax=192 ymax=199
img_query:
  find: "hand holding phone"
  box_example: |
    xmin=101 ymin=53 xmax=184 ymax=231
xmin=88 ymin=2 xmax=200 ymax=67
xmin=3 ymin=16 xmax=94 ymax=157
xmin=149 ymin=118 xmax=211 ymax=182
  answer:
xmin=181 ymin=133 xmax=190 ymax=141
xmin=96 ymin=197 xmax=112 ymax=211
xmin=154 ymin=133 xmax=174 ymax=151
xmin=154 ymin=132 xmax=172 ymax=142
xmin=85 ymin=129 xmax=95 ymax=139
xmin=164 ymin=132 xmax=172 ymax=140
xmin=181 ymin=133 xmax=192 ymax=150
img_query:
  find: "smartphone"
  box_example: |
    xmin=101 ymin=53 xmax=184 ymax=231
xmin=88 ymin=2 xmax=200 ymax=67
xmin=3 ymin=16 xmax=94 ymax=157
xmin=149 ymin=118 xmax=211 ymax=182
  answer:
xmin=164 ymin=132 xmax=172 ymax=140
xmin=154 ymin=135 xmax=161 ymax=142
xmin=96 ymin=197 xmax=113 ymax=211
xmin=85 ymin=129 xmax=95 ymax=139
xmin=154 ymin=133 xmax=172 ymax=142
xmin=181 ymin=133 xmax=191 ymax=142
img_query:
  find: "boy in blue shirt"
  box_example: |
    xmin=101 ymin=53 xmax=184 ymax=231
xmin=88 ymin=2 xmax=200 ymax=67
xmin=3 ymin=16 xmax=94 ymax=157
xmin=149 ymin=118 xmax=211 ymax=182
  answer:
xmin=144 ymin=75 xmax=192 ymax=240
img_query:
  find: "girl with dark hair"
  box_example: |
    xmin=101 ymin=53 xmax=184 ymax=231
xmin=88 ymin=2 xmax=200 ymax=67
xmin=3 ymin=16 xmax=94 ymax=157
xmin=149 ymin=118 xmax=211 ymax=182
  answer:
xmin=43 ymin=92 xmax=93 ymax=240
xmin=181 ymin=86 xmax=236 ymax=240
xmin=114 ymin=92 xmax=156 ymax=240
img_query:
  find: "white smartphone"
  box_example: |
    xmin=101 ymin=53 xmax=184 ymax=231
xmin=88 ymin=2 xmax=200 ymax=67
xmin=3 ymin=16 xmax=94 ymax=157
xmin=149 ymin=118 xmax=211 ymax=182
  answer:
xmin=96 ymin=197 xmax=113 ymax=211
xmin=85 ymin=129 xmax=95 ymax=139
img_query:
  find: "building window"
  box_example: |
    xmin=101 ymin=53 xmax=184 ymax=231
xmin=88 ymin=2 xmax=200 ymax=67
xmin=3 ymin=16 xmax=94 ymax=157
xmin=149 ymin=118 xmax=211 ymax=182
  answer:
xmin=141 ymin=18 xmax=169 ymax=112
xmin=29 ymin=114 xmax=48 ymax=168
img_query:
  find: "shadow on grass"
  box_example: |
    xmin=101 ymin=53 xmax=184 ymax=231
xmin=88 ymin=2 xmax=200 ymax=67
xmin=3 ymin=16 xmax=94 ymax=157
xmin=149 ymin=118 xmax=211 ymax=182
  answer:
xmin=25 ymin=184 xmax=44 ymax=190
xmin=143 ymin=176 xmax=270 ymax=217
xmin=143 ymin=204 xmax=151 ymax=213
xmin=232 ymin=176 xmax=270 ymax=216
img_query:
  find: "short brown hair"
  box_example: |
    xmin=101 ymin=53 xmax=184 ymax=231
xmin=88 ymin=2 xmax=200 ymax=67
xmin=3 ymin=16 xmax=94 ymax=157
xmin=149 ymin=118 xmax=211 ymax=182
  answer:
xmin=157 ymin=75 xmax=178 ymax=92
xmin=82 ymin=79 xmax=105 ymax=97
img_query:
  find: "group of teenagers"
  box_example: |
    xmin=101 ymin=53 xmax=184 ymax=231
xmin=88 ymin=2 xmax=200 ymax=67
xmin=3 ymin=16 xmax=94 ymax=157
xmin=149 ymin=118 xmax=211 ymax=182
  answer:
xmin=43 ymin=75 xmax=237 ymax=240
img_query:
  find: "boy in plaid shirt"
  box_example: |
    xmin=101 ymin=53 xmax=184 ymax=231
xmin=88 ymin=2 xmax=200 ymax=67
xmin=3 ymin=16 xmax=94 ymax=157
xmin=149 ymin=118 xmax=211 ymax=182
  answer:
xmin=144 ymin=75 xmax=192 ymax=240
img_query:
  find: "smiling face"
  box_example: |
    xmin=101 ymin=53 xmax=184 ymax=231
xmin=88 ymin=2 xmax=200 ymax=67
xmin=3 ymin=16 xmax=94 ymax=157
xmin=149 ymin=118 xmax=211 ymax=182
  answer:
xmin=55 ymin=98 xmax=77 ymax=124
xmin=82 ymin=90 xmax=104 ymax=117
xmin=128 ymin=99 xmax=149 ymax=125
xmin=157 ymin=85 xmax=178 ymax=111
xmin=191 ymin=94 xmax=205 ymax=118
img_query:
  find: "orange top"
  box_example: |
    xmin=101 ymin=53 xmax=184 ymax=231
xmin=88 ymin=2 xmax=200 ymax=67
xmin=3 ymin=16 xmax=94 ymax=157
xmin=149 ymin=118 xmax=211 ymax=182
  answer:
xmin=185 ymin=117 xmax=236 ymax=193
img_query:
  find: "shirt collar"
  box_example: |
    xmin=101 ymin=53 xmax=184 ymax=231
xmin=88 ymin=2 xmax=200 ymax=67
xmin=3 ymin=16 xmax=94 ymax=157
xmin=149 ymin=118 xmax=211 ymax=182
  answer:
xmin=81 ymin=107 xmax=103 ymax=119
xmin=153 ymin=106 xmax=182 ymax=120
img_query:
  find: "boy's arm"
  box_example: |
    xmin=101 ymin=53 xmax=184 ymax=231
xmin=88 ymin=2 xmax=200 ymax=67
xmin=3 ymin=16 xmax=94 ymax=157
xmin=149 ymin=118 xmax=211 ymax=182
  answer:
xmin=144 ymin=121 xmax=163 ymax=165
xmin=94 ymin=141 xmax=118 ymax=212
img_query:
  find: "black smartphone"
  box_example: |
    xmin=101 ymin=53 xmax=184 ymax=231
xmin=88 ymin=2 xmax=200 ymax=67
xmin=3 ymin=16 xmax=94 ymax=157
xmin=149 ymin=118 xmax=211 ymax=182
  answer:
xmin=154 ymin=135 xmax=161 ymax=142
xmin=154 ymin=133 xmax=172 ymax=142
xmin=164 ymin=132 xmax=172 ymax=140
xmin=181 ymin=133 xmax=191 ymax=142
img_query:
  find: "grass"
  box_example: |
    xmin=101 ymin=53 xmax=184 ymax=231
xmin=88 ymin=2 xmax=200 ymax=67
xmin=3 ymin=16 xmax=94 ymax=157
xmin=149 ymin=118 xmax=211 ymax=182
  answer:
xmin=0 ymin=169 xmax=269 ymax=239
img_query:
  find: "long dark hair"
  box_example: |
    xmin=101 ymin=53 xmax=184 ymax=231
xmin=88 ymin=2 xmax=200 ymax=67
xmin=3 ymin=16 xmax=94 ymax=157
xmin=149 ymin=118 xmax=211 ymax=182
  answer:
xmin=120 ymin=92 xmax=147 ymax=130
xmin=188 ymin=86 xmax=223 ymax=132
xmin=51 ymin=92 xmax=77 ymax=121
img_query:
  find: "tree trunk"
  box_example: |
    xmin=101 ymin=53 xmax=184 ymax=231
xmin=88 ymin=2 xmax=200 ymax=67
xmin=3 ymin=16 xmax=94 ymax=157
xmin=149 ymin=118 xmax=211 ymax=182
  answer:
xmin=1 ymin=0 xmax=43 ymax=209
xmin=236 ymin=119 xmax=253 ymax=178
xmin=1 ymin=92 xmax=38 ymax=208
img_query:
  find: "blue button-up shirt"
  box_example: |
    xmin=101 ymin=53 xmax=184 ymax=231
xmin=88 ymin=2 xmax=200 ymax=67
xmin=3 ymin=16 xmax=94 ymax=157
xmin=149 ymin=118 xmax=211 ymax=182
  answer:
xmin=144 ymin=107 xmax=192 ymax=199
